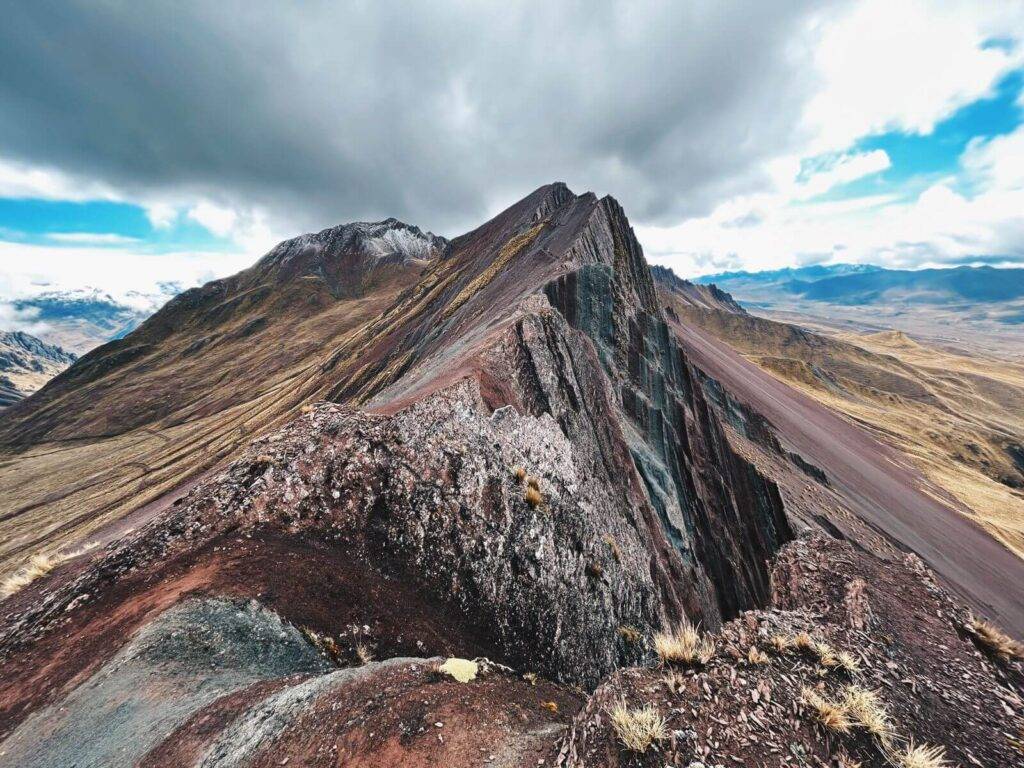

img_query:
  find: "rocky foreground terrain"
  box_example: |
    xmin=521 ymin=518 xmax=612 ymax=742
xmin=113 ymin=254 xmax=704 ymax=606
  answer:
xmin=0 ymin=184 xmax=1021 ymax=766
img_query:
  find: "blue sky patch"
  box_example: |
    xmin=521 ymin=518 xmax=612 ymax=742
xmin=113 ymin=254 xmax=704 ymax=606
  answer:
xmin=807 ymin=69 xmax=1023 ymax=204
xmin=0 ymin=198 xmax=232 ymax=253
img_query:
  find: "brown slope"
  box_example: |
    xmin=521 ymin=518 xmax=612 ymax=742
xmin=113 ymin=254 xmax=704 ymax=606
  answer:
xmin=0 ymin=221 xmax=444 ymax=572
xmin=663 ymin=309 xmax=1024 ymax=636
xmin=649 ymin=264 xmax=746 ymax=314
xmin=657 ymin=266 xmax=1024 ymax=547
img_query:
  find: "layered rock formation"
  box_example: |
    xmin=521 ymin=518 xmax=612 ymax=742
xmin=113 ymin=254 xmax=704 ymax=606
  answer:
xmin=0 ymin=184 xmax=1020 ymax=767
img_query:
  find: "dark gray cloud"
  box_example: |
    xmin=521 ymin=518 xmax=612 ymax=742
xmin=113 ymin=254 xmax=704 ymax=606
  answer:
xmin=0 ymin=1 xmax=843 ymax=236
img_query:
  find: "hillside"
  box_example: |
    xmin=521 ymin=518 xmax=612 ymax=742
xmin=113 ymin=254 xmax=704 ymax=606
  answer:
xmin=658 ymin=270 xmax=1024 ymax=558
xmin=0 ymin=185 xmax=1021 ymax=767
xmin=0 ymin=331 xmax=77 ymax=408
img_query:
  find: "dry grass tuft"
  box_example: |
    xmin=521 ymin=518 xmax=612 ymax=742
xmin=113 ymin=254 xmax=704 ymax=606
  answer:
xmin=526 ymin=475 xmax=540 ymax=490
xmin=814 ymin=640 xmax=839 ymax=668
xmin=967 ymin=615 xmax=1024 ymax=660
xmin=654 ymin=620 xmax=715 ymax=666
xmin=617 ymin=625 xmax=643 ymax=645
xmin=836 ymin=651 xmax=862 ymax=676
xmin=662 ymin=669 xmax=686 ymax=695
xmin=608 ymin=702 xmax=667 ymax=753
xmin=524 ymin=485 xmax=544 ymax=508
xmin=769 ymin=633 xmax=793 ymax=654
xmin=800 ymin=686 xmax=852 ymax=734
xmin=748 ymin=645 xmax=770 ymax=665
xmin=889 ymin=742 xmax=949 ymax=768
xmin=355 ymin=643 xmax=374 ymax=664
xmin=842 ymin=685 xmax=893 ymax=743
xmin=300 ymin=627 xmax=343 ymax=665
xmin=792 ymin=632 xmax=816 ymax=654
xmin=513 ymin=466 xmax=526 ymax=482
xmin=1 ymin=545 xmax=96 ymax=599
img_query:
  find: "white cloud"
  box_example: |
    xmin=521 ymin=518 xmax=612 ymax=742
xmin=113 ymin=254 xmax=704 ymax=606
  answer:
xmin=46 ymin=232 xmax=139 ymax=245
xmin=187 ymin=201 xmax=238 ymax=237
xmin=144 ymin=202 xmax=177 ymax=229
xmin=804 ymin=0 xmax=1024 ymax=152
xmin=962 ymin=125 xmax=1024 ymax=191
xmin=0 ymin=301 xmax=49 ymax=336
xmin=0 ymin=0 xmax=1022 ymax=297
xmin=792 ymin=150 xmax=891 ymax=199
xmin=641 ymin=173 xmax=1024 ymax=277
xmin=0 ymin=156 xmax=120 ymax=202
xmin=0 ymin=241 xmax=255 ymax=307
xmin=639 ymin=1 xmax=1024 ymax=276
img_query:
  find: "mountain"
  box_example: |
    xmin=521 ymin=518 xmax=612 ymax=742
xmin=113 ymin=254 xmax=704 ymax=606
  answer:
xmin=10 ymin=288 xmax=169 ymax=354
xmin=696 ymin=263 xmax=1024 ymax=354
xmin=0 ymin=184 xmax=1021 ymax=768
xmin=697 ymin=262 xmax=1024 ymax=314
xmin=695 ymin=262 xmax=882 ymax=286
xmin=788 ymin=265 xmax=1024 ymax=305
xmin=0 ymin=331 xmax=77 ymax=408
xmin=648 ymin=264 xmax=746 ymax=314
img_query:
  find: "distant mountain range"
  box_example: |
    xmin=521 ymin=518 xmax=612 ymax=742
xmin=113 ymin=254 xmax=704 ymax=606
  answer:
xmin=694 ymin=264 xmax=1024 ymax=319
xmin=8 ymin=286 xmax=180 ymax=354
xmin=0 ymin=331 xmax=76 ymax=408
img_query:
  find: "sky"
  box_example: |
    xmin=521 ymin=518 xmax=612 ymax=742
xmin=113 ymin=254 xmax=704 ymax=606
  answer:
xmin=1 ymin=0 xmax=1023 ymax=326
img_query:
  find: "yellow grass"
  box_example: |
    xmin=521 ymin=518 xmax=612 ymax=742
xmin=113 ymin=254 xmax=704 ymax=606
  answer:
xmin=889 ymin=742 xmax=949 ymax=768
xmin=842 ymin=685 xmax=893 ymax=743
xmin=0 ymin=544 xmax=96 ymax=599
xmin=653 ymin=620 xmax=715 ymax=666
xmin=800 ymin=686 xmax=852 ymax=734
xmin=747 ymin=645 xmax=770 ymax=665
xmin=967 ymin=615 xmax=1024 ymax=660
xmin=836 ymin=651 xmax=862 ymax=676
xmin=524 ymin=486 xmax=544 ymax=508
xmin=608 ymin=702 xmax=667 ymax=753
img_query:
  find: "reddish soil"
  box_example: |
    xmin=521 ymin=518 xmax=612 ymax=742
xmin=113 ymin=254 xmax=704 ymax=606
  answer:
xmin=669 ymin=316 xmax=1024 ymax=637
xmin=243 ymin=663 xmax=579 ymax=767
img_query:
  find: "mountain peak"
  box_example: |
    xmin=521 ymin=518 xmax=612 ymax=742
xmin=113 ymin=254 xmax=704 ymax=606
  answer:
xmin=250 ymin=217 xmax=449 ymax=299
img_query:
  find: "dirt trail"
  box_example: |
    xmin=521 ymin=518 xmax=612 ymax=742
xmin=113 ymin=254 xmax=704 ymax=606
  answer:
xmin=671 ymin=317 xmax=1024 ymax=636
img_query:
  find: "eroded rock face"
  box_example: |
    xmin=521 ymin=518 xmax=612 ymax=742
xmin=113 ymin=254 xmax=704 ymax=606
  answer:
xmin=543 ymin=204 xmax=791 ymax=623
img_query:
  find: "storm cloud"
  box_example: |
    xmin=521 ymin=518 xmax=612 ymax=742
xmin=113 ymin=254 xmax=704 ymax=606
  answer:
xmin=0 ymin=1 xmax=839 ymax=236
